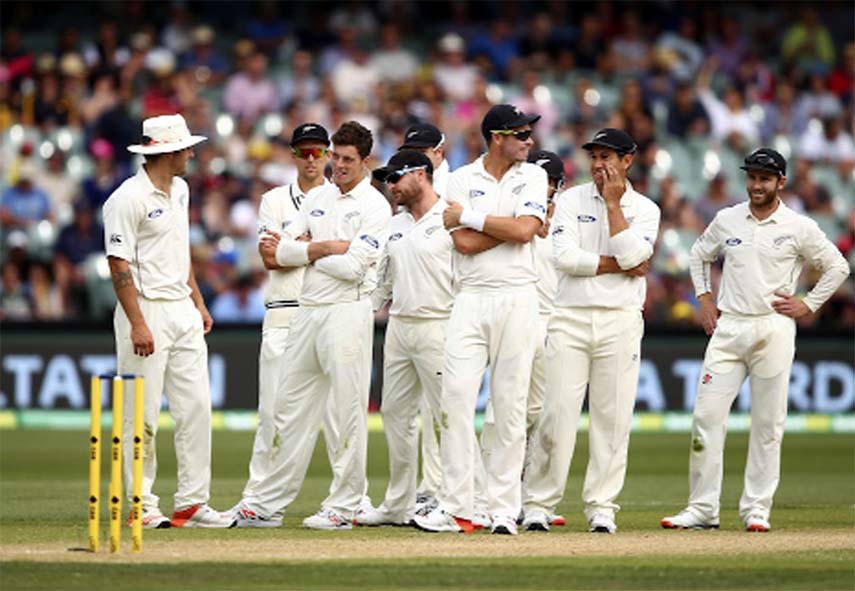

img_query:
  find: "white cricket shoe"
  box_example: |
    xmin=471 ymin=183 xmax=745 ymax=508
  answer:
xmin=588 ymin=512 xmax=617 ymax=534
xmin=745 ymin=514 xmax=770 ymax=533
xmin=413 ymin=506 xmax=474 ymax=533
xmin=491 ymin=514 xmax=518 ymax=535
xmin=354 ymin=504 xmax=409 ymax=527
xmin=301 ymin=508 xmax=352 ymax=530
xmin=522 ymin=509 xmax=550 ymax=532
xmin=126 ymin=506 xmax=171 ymax=529
xmin=472 ymin=510 xmax=491 ymax=530
xmin=171 ymin=503 xmax=236 ymax=528
xmin=232 ymin=502 xmax=282 ymax=528
xmin=660 ymin=509 xmax=720 ymax=530
xmin=415 ymin=492 xmax=436 ymax=515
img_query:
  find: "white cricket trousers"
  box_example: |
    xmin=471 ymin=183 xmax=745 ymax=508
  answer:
xmin=417 ymin=396 xmax=442 ymax=498
xmin=241 ymin=319 xmax=340 ymax=517
xmin=439 ymin=287 xmax=539 ymax=521
xmin=377 ymin=316 xmax=446 ymax=519
xmin=687 ymin=312 xmax=795 ymax=523
xmin=246 ymin=299 xmax=373 ymax=519
xmin=115 ymin=297 xmax=212 ymax=512
xmin=523 ymin=307 xmax=643 ymax=521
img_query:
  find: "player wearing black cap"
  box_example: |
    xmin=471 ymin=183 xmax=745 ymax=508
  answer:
xmin=400 ymin=123 xmax=451 ymax=196
xmin=522 ymin=128 xmax=661 ymax=534
xmin=662 ymin=148 xmax=849 ymax=533
xmin=414 ymin=104 xmax=548 ymax=535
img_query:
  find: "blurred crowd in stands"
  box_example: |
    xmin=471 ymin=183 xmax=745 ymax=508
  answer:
xmin=1 ymin=1 xmax=852 ymax=329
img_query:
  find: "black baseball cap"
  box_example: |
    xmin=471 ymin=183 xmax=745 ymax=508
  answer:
xmin=400 ymin=122 xmax=444 ymax=149
xmin=582 ymin=128 xmax=637 ymax=155
xmin=372 ymin=150 xmax=434 ymax=182
xmin=528 ymin=150 xmax=565 ymax=181
xmin=481 ymin=104 xmax=541 ymax=141
xmin=740 ymin=148 xmax=786 ymax=177
xmin=290 ymin=122 xmax=329 ymax=146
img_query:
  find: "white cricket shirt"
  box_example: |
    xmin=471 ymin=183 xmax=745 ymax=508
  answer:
xmin=372 ymin=198 xmax=454 ymax=319
xmin=257 ymin=179 xmax=330 ymax=327
xmin=690 ymin=200 xmax=850 ymax=314
xmin=447 ymin=156 xmax=548 ymax=291
xmin=551 ymin=180 xmax=661 ymax=310
xmin=103 ymin=166 xmax=192 ymax=300
xmin=275 ymin=176 xmax=392 ymax=306
xmin=534 ymin=233 xmax=557 ymax=315
xmin=433 ymin=159 xmax=450 ymax=198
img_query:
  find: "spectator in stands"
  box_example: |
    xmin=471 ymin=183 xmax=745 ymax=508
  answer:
xmin=468 ymin=19 xmax=520 ymax=81
xmin=0 ymin=261 xmax=32 ymax=321
xmin=799 ymin=115 xmax=855 ymax=165
xmin=223 ymin=49 xmax=277 ymax=120
xmin=432 ymin=33 xmax=478 ymax=103
xmin=53 ymin=201 xmax=102 ymax=316
xmin=39 ymin=150 xmax=78 ymax=220
xmin=781 ymin=6 xmax=836 ymax=72
xmin=697 ymin=60 xmax=759 ymax=149
xmin=1 ymin=162 xmax=53 ymax=229
xmin=370 ymin=24 xmax=419 ymax=84
xmin=81 ymin=139 xmax=124 ymax=210
xmin=612 ymin=11 xmax=650 ymax=76
xmin=694 ymin=173 xmax=737 ymax=226
xmin=666 ymin=80 xmax=710 ymax=138
xmin=210 ymin=274 xmax=265 ymax=323
xmin=180 ymin=26 xmax=228 ymax=87
xmin=278 ymin=50 xmax=320 ymax=108
xmin=760 ymin=80 xmax=807 ymax=141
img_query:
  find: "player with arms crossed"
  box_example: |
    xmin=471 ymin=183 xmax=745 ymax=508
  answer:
xmin=103 ymin=114 xmax=234 ymax=529
xmin=232 ymin=121 xmax=391 ymax=529
xmin=522 ymin=129 xmax=660 ymax=534
xmin=415 ymin=104 xmax=547 ymax=535
xmin=661 ymin=148 xmax=849 ymax=532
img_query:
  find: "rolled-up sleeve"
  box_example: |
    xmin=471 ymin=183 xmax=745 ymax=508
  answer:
xmin=103 ymin=192 xmax=140 ymax=262
xmin=609 ymin=201 xmax=660 ymax=269
xmin=314 ymin=200 xmax=392 ymax=282
xmin=551 ymin=190 xmax=600 ymax=276
xmin=689 ymin=214 xmax=724 ymax=296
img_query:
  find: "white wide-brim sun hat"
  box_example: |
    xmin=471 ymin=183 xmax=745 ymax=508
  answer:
xmin=127 ymin=114 xmax=207 ymax=155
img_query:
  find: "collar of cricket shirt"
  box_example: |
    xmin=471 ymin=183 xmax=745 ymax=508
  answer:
xmin=592 ymin=179 xmax=636 ymax=206
xmin=336 ymin=175 xmax=372 ymax=199
xmin=136 ymin=166 xmax=173 ymax=200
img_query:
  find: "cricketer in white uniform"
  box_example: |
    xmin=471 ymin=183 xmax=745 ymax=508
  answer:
xmin=415 ymin=104 xmax=547 ymax=535
xmin=522 ymin=128 xmax=661 ymax=534
xmin=103 ymin=114 xmax=234 ymax=529
xmin=662 ymin=148 xmax=849 ymax=533
xmin=239 ymin=121 xmax=391 ymax=530
xmin=398 ymin=122 xmax=451 ymax=507
xmin=355 ymin=150 xmax=453 ymax=526
xmin=231 ymin=123 xmax=341 ymax=527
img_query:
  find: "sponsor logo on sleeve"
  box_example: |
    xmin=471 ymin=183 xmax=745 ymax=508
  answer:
xmin=523 ymin=201 xmax=546 ymax=214
xmin=282 ymin=220 xmax=292 ymax=229
xmin=389 ymin=232 xmax=403 ymax=241
xmin=147 ymin=208 xmax=164 ymax=219
xmin=310 ymin=209 xmax=325 ymax=217
xmin=109 ymin=233 xmax=122 ymax=245
xmin=360 ymin=234 xmax=380 ymax=248
xmin=725 ymin=237 xmax=742 ymax=246
xmin=577 ymin=214 xmax=597 ymax=223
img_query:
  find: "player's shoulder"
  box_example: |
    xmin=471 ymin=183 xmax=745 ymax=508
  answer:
xmin=517 ymin=161 xmax=548 ymax=180
xmin=631 ymin=187 xmax=661 ymax=214
xmin=556 ymin=181 xmax=594 ymax=204
xmin=260 ymin=184 xmax=292 ymax=203
xmin=103 ymin=173 xmax=142 ymax=212
xmin=712 ymin=202 xmax=749 ymax=224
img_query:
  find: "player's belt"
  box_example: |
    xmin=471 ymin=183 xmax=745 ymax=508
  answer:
xmin=265 ymin=300 xmax=299 ymax=309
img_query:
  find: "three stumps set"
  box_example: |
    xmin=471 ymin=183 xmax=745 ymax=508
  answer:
xmin=89 ymin=374 xmax=144 ymax=554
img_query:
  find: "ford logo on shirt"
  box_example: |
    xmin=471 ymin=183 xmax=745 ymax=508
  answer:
xmin=524 ymin=201 xmax=546 ymax=214
xmin=725 ymin=237 xmax=742 ymax=246
xmin=470 ymin=189 xmax=485 ymax=198
xmin=310 ymin=209 xmax=325 ymax=217
xmin=147 ymin=208 xmax=164 ymax=219
xmin=389 ymin=232 xmax=403 ymax=241
xmin=360 ymin=234 xmax=380 ymax=248
xmin=577 ymin=214 xmax=597 ymax=223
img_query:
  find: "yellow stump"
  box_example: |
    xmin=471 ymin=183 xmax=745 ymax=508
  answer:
xmin=109 ymin=377 xmax=123 ymax=554
xmin=88 ymin=377 xmax=101 ymax=553
xmin=131 ymin=376 xmax=144 ymax=553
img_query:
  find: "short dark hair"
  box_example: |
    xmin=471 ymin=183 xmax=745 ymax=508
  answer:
xmin=332 ymin=121 xmax=373 ymax=159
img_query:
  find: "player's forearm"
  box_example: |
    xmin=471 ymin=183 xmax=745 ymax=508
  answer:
xmin=596 ymin=256 xmax=623 ymax=275
xmin=605 ymin=203 xmax=629 ymax=237
xmin=451 ymin=228 xmax=502 ymax=255
xmin=307 ymin=241 xmax=345 ymax=262
xmin=803 ymin=264 xmax=850 ymax=313
xmin=108 ymin=257 xmax=146 ymax=327
xmin=482 ymin=216 xmax=541 ymax=244
xmin=187 ymin=268 xmax=206 ymax=310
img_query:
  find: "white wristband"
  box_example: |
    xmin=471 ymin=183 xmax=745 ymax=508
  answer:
xmin=460 ymin=208 xmax=487 ymax=232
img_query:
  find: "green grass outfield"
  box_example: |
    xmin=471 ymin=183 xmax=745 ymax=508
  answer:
xmin=1 ymin=428 xmax=853 ymax=590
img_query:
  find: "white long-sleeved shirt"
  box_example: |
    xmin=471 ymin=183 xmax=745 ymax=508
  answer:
xmin=551 ymin=180 xmax=661 ymax=310
xmin=371 ymin=198 xmax=454 ymax=319
xmin=433 ymin=159 xmax=450 ymax=198
xmin=447 ymin=156 xmax=548 ymax=291
xmin=103 ymin=167 xmax=192 ymax=301
xmin=257 ymin=179 xmax=330 ymax=326
xmin=689 ymin=200 xmax=850 ymax=314
xmin=274 ymin=176 xmax=391 ymax=306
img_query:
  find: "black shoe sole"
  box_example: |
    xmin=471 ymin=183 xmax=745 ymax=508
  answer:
xmin=524 ymin=523 xmax=549 ymax=532
xmin=492 ymin=526 xmax=515 ymax=535
xmin=590 ymin=526 xmax=613 ymax=533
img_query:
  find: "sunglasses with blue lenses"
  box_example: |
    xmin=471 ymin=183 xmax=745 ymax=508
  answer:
xmin=385 ymin=165 xmax=427 ymax=184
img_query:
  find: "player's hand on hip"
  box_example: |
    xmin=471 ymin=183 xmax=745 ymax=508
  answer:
xmin=772 ymin=291 xmax=811 ymax=319
xmin=625 ymin=259 xmax=650 ymax=277
xmin=130 ymin=322 xmax=155 ymax=357
xmin=198 ymin=305 xmax=214 ymax=334
xmin=443 ymin=200 xmax=464 ymax=229
xmin=698 ymin=294 xmax=719 ymax=336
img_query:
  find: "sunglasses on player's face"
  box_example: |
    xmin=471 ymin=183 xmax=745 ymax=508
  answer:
xmin=491 ymin=129 xmax=533 ymax=141
xmin=385 ymin=165 xmax=427 ymax=184
xmin=292 ymin=146 xmax=329 ymax=160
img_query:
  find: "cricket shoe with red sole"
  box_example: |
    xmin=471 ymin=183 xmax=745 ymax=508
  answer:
xmin=660 ymin=509 xmax=720 ymax=530
xmin=745 ymin=514 xmax=770 ymax=533
xmin=126 ymin=506 xmax=171 ymax=529
xmin=171 ymin=503 xmax=236 ymax=528
xmin=302 ymin=508 xmax=353 ymax=530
